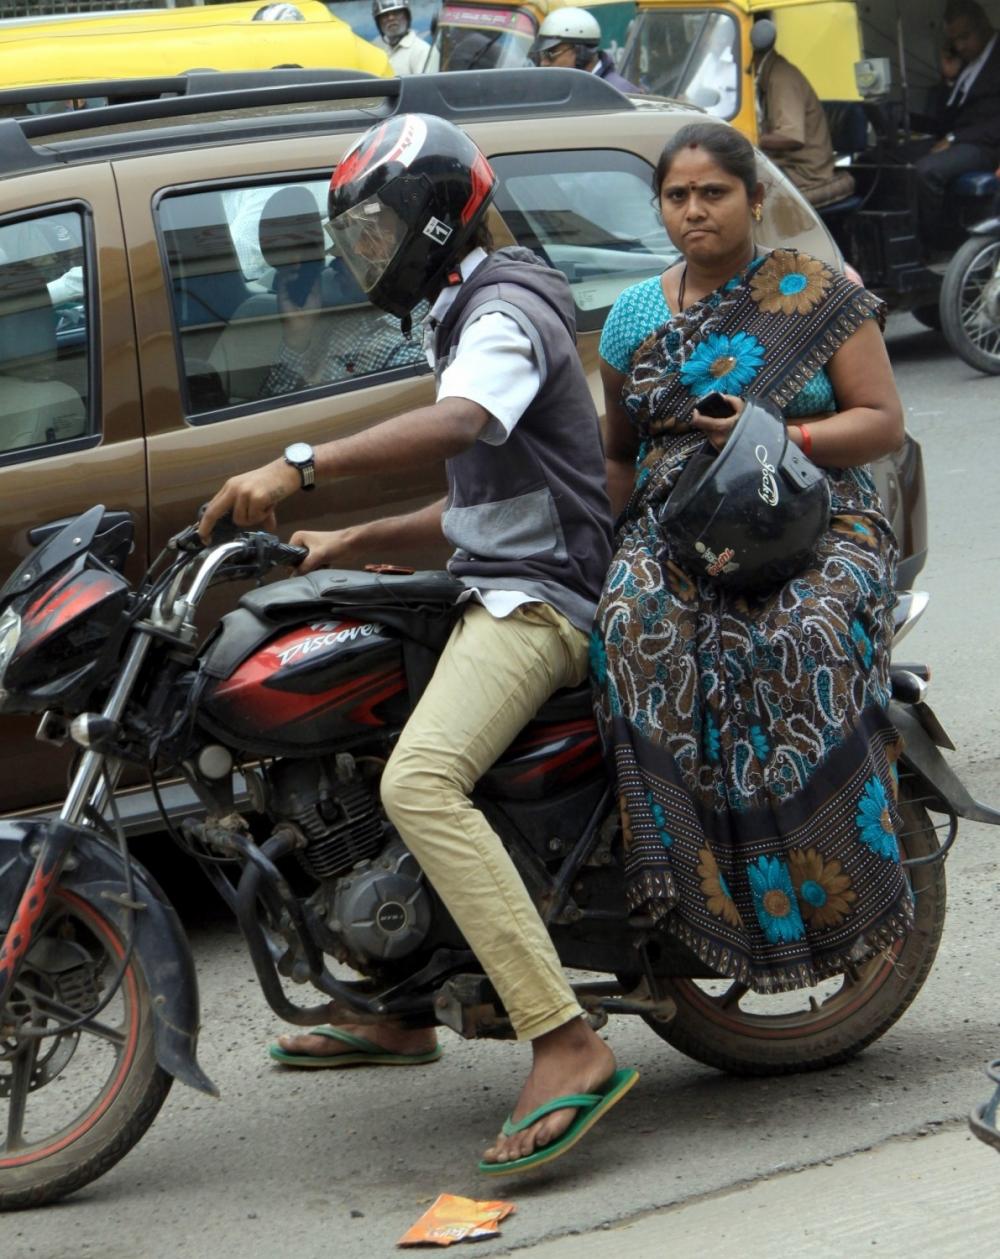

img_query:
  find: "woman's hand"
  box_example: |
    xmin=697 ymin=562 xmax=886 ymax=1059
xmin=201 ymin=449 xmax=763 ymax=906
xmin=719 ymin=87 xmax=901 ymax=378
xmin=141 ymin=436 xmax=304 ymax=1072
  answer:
xmin=691 ymin=393 xmax=744 ymax=451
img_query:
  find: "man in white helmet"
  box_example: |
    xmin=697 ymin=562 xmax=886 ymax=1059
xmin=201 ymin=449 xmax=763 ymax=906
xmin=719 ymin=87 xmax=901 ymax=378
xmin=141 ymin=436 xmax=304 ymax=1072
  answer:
xmin=535 ymin=7 xmax=640 ymax=93
xmin=371 ymin=0 xmax=435 ymax=74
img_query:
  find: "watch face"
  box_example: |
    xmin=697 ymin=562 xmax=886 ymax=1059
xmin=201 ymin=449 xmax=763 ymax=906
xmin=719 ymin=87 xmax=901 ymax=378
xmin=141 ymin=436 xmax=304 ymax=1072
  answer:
xmin=285 ymin=442 xmax=313 ymax=465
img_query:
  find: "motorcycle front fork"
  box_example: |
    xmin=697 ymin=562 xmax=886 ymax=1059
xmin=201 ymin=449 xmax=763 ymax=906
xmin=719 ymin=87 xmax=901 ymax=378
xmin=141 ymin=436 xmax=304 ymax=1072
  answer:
xmin=0 ymin=632 xmax=152 ymax=1010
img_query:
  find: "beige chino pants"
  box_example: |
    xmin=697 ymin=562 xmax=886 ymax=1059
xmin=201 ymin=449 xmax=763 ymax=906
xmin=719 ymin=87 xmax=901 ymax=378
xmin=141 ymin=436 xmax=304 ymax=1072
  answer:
xmin=380 ymin=601 xmax=589 ymax=1041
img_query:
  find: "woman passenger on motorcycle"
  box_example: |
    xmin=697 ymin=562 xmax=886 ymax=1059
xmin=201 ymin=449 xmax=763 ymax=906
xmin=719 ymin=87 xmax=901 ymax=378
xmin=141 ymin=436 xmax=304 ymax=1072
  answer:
xmin=595 ymin=122 xmax=913 ymax=994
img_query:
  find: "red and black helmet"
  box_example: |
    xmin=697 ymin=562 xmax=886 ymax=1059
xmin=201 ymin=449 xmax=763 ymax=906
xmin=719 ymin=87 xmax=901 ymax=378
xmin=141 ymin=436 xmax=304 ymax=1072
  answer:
xmin=327 ymin=113 xmax=497 ymax=318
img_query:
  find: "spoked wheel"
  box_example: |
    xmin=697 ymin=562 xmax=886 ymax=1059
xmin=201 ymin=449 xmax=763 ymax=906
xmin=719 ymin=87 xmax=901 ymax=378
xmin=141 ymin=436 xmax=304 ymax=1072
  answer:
xmin=0 ymin=889 xmax=171 ymax=1210
xmin=638 ymin=789 xmax=946 ymax=1076
xmin=939 ymin=234 xmax=1000 ymax=374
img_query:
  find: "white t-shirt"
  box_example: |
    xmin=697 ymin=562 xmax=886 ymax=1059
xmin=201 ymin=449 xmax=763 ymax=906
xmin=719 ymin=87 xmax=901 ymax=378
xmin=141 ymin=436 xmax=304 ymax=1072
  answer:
xmin=426 ymin=248 xmax=544 ymax=618
xmin=381 ymin=30 xmax=434 ymax=75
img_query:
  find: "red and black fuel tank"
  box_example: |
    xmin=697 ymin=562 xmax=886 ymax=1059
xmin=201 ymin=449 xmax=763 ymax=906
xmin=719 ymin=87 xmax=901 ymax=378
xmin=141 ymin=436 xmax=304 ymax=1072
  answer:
xmin=200 ymin=616 xmax=409 ymax=754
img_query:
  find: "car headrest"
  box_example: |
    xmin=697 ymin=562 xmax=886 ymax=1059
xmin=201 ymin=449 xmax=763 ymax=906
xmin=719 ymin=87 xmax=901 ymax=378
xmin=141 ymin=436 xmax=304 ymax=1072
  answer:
xmin=257 ymin=186 xmax=326 ymax=272
xmin=0 ymin=264 xmax=56 ymax=374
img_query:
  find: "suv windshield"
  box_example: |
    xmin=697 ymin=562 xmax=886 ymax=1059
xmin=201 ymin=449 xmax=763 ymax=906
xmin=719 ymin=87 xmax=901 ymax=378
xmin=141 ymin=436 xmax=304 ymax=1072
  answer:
xmin=431 ymin=3 xmax=536 ymax=71
xmin=620 ymin=9 xmax=739 ymax=117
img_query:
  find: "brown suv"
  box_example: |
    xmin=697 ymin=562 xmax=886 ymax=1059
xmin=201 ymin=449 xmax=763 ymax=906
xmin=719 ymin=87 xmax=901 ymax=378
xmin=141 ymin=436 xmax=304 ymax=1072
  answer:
xmin=0 ymin=68 xmax=926 ymax=819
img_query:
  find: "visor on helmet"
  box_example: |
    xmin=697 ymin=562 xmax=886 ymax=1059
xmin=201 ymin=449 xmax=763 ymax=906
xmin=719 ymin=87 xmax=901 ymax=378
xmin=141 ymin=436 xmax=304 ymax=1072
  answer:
xmin=330 ymin=196 xmax=407 ymax=295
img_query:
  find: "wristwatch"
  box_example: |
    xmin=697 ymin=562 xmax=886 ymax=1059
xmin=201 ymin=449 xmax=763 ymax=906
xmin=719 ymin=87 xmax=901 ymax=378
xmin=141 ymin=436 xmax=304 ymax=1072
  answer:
xmin=284 ymin=441 xmax=316 ymax=492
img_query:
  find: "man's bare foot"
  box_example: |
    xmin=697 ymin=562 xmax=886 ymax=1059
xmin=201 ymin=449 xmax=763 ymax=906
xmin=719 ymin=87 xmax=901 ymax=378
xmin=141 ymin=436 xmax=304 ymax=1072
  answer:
xmin=482 ymin=1017 xmax=616 ymax=1166
xmin=275 ymin=1018 xmax=438 ymax=1060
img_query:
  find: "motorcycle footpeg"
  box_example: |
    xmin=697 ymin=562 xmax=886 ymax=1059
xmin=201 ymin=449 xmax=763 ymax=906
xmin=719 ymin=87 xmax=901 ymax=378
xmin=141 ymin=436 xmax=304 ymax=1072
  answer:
xmin=432 ymin=974 xmax=513 ymax=1040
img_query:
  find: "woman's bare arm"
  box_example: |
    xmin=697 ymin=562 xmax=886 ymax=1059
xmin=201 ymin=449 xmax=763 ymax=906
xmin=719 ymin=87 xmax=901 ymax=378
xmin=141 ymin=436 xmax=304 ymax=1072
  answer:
xmin=796 ymin=320 xmax=905 ymax=464
xmin=601 ymin=358 xmax=640 ymax=516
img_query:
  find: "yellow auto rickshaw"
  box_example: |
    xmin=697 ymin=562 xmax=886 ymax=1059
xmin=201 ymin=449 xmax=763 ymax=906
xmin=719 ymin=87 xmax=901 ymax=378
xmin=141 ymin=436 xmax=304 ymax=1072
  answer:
xmin=617 ymin=0 xmax=865 ymax=140
xmin=0 ymin=0 xmax=392 ymax=90
xmin=616 ymin=0 xmax=1000 ymax=322
xmin=428 ymin=0 xmax=635 ymax=72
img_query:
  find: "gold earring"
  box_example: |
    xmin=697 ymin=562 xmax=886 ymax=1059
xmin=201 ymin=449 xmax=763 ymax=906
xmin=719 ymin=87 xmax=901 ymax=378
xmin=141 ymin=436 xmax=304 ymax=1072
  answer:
xmin=752 ymin=204 xmax=763 ymax=222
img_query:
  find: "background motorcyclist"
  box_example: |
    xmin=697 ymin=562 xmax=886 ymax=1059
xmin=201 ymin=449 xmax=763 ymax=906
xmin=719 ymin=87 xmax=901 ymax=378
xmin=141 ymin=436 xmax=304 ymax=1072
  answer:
xmin=534 ymin=7 xmax=641 ymax=94
xmin=371 ymin=0 xmax=435 ymax=74
xmin=199 ymin=113 xmax=636 ymax=1176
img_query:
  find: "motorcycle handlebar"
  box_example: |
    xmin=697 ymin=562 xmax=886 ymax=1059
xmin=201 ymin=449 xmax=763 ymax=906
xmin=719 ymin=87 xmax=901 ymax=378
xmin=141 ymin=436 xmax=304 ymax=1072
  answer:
xmin=169 ymin=510 xmax=307 ymax=569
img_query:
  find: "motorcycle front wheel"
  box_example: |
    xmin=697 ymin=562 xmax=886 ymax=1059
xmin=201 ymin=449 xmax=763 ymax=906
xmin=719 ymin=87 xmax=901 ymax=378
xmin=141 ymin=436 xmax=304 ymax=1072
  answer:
xmin=0 ymin=888 xmax=171 ymax=1210
xmin=638 ymin=789 xmax=945 ymax=1076
xmin=939 ymin=234 xmax=1000 ymax=375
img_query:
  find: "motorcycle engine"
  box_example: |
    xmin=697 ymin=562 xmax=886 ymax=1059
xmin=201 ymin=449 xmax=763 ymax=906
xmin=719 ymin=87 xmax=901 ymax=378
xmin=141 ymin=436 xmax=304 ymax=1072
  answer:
xmin=263 ymin=756 xmax=432 ymax=966
xmin=328 ymin=839 xmax=432 ymax=965
xmin=265 ymin=756 xmax=384 ymax=879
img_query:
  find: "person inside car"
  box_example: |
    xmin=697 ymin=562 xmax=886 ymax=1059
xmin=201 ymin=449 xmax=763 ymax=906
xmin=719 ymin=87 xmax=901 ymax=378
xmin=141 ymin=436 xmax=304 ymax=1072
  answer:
xmin=251 ymin=186 xmax=427 ymax=396
xmin=199 ymin=113 xmax=637 ymax=1177
xmin=534 ymin=7 xmax=640 ymax=94
xmin=371 ymin=0 xmax=435 ymax=74
xmin=914 ymin=0 xmax=1000 ymax=243
xmin=752 ymin=17 xmax=855 ymax=209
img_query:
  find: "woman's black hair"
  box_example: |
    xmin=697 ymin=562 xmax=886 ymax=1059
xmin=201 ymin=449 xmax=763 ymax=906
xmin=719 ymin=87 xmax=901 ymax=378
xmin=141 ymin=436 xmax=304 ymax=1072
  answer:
xmin=652 ymin=123 xmax=759 ymax=200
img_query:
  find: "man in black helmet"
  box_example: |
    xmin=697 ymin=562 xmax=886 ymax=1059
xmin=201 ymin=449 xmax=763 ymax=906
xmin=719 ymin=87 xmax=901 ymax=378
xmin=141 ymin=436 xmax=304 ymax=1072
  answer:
xmin=200 ymin=114 xmax=635 ymax=1176
xmin=371 ymin=0 xmax=434 ymax=74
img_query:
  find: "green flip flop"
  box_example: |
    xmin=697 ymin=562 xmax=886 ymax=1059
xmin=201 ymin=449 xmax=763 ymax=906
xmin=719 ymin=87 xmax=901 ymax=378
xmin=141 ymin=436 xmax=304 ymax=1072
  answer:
xmin=268 ymin=1026 xmax=443 ymax=1069
xmin=477 ymin=1067 xmax=639 ymax=1176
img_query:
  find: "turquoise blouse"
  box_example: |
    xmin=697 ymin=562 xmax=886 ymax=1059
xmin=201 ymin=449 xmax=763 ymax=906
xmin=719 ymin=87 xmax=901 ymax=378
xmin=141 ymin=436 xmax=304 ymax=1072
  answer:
xmin=599 ymin=276 xmax=837 ymax=418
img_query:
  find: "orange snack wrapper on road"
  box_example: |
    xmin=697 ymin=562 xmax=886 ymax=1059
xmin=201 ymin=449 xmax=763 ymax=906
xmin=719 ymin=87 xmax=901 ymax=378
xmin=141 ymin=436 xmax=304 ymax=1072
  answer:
xmin=398 ymin=1193 xmax=516 ymax=1246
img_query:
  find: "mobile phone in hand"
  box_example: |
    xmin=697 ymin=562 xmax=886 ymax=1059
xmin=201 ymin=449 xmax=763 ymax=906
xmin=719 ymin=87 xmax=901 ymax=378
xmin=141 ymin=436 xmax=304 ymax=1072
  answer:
xmin=695 ymin=391 xmax=737 ymax=419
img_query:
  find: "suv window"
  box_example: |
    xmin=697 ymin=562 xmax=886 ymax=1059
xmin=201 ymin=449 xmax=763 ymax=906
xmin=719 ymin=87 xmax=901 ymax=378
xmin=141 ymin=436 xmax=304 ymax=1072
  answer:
xmin=157 ymin=179 xmax=428 ymax=419
xmin=0 ymin=208 xmax=91 ymax=463
xmin=492 ymin=150 xmax=679 ymax=333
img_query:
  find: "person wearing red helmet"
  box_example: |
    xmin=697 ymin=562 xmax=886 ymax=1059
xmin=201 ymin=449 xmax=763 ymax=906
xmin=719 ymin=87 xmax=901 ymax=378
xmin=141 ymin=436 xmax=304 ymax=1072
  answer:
xmin=200 ymin=113 xmax=636 ymax=1176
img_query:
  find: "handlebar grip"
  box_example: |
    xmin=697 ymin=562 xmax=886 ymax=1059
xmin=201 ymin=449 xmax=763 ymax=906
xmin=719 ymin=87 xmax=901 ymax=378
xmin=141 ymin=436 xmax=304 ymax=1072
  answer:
xmin=276 ymin=543 xmax=309 ymax=567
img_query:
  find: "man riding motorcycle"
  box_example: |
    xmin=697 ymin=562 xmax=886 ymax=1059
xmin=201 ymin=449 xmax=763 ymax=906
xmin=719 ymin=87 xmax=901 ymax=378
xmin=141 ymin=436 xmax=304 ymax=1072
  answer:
xmin=198 ymin=113 xmax=637 ymax=1176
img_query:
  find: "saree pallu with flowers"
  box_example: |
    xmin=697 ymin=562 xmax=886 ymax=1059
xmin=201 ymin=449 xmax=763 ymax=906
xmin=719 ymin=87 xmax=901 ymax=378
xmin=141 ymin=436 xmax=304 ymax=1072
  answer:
xmin=593 ymin=249 xmax=914 ymax=993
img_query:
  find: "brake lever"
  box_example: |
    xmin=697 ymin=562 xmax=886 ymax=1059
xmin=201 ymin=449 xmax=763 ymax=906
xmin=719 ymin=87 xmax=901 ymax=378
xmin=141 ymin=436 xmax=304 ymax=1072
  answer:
xmin=170 ymin=507 xmax=243 ymax=554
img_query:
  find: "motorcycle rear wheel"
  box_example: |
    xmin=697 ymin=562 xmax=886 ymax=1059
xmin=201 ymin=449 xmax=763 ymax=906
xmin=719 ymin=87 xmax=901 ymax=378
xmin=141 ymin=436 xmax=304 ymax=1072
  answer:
xmin=939 ymin=235 xmax=1000 ymax=375
xmin=637 ymin=790 xmax=945 ymax=1076
xmin=0 ymin=888 xmax=171 ymax=1210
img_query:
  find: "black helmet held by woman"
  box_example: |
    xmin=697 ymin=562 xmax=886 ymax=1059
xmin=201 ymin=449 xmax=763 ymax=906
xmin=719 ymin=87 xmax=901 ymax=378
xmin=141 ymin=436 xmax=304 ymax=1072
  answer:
xmin=659 ymin=397 xmax=831 ymax=593
xmin=327 ymin=113 xmax=497 ymax=319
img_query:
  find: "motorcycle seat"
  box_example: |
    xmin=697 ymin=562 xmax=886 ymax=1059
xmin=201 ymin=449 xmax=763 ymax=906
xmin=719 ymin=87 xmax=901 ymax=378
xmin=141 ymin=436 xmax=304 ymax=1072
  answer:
xmin=534 ymin=682 xmax=595 ymax=723
xmin=952 ymin=170 xmax=999 ymax=198
xmin=238 ymin=569 xmax=464 ymax=620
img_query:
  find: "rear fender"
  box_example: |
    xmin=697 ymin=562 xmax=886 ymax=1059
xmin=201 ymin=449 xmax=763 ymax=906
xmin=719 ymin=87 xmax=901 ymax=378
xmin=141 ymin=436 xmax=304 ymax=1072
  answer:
xmin=891 ymin=702 xmax=1000 ymax=827
xmin=0 ymin=819 xmax=217 ymax=1096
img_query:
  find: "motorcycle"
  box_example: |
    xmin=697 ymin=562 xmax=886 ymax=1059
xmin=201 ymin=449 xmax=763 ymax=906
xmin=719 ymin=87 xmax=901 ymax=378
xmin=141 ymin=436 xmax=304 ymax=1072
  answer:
xmin=2 ymin=505 xmax=999 ymax=1210
xmin=939 ymin=213 xmax=1000 ymax=376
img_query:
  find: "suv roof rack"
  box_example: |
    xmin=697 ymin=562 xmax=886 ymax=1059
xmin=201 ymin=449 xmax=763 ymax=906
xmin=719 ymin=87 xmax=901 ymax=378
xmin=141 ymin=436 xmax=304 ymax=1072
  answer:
xmin=0 ymin=68 xmax=635 ymax=177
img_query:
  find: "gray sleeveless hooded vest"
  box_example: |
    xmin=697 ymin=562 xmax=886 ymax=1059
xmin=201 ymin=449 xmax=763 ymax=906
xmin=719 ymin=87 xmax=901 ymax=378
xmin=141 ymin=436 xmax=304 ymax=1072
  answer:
xmin=431 ymin=247 xmax=612 ymax=632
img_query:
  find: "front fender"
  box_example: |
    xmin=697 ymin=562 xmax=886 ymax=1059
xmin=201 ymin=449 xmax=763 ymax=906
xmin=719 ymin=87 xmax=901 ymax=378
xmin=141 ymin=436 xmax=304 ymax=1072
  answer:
xmin=0 ymin=819 xmax=217 ymax=1096
xmin=969 ymin=217 xmax=1000 ymax=236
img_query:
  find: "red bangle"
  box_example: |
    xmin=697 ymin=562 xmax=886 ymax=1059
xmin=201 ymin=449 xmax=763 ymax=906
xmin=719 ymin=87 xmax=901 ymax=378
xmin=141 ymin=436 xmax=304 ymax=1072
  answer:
xmin=796 ymin=423 xmax=813 ymax=457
